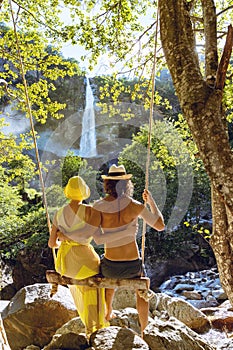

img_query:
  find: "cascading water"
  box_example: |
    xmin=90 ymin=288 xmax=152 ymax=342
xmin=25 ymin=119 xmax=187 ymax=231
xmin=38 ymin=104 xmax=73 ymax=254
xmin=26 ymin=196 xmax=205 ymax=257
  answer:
xmin=79 ymin=78 xmax=97 ymax=157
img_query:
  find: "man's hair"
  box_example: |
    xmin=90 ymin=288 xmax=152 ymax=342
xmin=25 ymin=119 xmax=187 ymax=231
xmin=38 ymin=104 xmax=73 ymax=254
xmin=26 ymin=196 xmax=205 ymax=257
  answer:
xmin=103 ymin=179 xmax=134 ymax=198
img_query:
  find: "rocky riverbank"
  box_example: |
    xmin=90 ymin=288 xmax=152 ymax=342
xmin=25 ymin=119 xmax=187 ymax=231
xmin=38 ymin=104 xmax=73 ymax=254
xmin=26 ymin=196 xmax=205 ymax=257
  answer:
xmin=1 ymin=282 xmax=233 ymax=350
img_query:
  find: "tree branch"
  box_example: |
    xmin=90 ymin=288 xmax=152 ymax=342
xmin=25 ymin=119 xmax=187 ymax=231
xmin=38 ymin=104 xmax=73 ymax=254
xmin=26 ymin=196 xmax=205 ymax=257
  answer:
xmin=201 ymin=0 xmax=218 ymax=84
xmin=11 ymin=0 xmax=63 ymax=36
xmin=215 ymin=24 xmax=233 ymax=91
xmin=159 ymin=0 xmax=203 ymax=100
xmin=217 ymin=5 xmax=233 ymax=17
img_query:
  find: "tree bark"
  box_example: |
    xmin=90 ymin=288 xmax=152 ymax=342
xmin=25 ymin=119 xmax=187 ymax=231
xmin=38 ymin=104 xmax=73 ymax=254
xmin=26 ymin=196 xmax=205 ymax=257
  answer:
xmin=159 ymin=0 xmax=233 ymax=303
xmin=201 ymin=0 xmax=218 ymax=84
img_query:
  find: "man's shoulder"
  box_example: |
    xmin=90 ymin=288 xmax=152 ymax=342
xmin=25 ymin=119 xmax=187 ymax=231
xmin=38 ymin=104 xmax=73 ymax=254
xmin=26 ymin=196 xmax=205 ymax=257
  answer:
xmin=129 ymin=197 xmax=143 ymax=208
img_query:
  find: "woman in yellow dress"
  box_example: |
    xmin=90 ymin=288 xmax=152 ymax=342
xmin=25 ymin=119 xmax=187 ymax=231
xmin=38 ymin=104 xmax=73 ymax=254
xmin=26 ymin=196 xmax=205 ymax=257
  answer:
xmin=48 ymin=176 xmax=109 ymax=335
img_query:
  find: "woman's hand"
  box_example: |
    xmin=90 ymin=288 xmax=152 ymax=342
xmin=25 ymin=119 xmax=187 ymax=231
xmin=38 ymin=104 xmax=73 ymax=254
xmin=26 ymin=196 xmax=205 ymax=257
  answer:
xmin=48 ymin=224 xmax=62 ymax=248
xmin=48 ymin=236 xmax=60 ymax=248
xmin=57 ymin=230 xmax=68 ymax=241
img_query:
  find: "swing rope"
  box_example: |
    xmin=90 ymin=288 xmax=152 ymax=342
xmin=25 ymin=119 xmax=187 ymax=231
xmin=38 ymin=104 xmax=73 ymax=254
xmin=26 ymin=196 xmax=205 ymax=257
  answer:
xmin=9 ymin=0 xmax=56 ymax=263
xmin=141 ymin=8 xmax=160 ymax=268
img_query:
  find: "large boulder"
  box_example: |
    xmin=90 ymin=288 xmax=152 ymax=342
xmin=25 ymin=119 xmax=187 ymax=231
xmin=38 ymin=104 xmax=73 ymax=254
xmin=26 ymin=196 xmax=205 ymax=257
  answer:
xmin=201 ymin=300 xmax=233 ymax=332
xmin=90 ymin=326 xmax=149 ymax=350
xmin=43 ymin=316 xmax=86 ymax=349
xmin=143 ymin=317 xmax=215 ymax=350
xmin=0 ymin=315 xmax=11 ymax=350
xmin=1 ymin=283 xmax=77 ymax=350
xmin=150 ymin=292 xmax=210 ymax=332
xmin=112 ymin=289 xmax=136 ymax=309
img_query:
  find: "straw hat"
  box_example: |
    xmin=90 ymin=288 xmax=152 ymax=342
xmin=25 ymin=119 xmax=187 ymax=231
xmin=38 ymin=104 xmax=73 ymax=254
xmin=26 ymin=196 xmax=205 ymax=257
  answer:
xmin=64 ymin=176 xmax=90 ymax=201
xmin=101 ymin=164 xmax=132 ymax=180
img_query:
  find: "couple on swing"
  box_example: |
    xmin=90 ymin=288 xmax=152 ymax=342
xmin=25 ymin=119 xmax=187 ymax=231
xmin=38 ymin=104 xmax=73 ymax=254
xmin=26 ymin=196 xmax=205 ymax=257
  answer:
xmin=48 ymin=164 xmax=165 ymax=337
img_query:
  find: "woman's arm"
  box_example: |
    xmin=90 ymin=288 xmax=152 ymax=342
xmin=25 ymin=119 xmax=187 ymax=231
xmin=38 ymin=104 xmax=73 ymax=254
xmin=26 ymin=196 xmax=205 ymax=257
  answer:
xmin=48 ymin=223 xmax=61 ymax=248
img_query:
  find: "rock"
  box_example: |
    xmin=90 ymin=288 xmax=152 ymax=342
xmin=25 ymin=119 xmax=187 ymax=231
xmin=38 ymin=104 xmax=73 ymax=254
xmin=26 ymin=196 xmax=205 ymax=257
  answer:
xmin=143 ymin=317 xmax=215 ymax=350
xmin=90 ymin=326 xmax=149 ymax=349
xmin=201 ymin=301 xmax=233 ymax=333
xmin=182 ymin=290 xmax=202 ymax=300
xmin=150 ymin=292 xmax=210 ymax=332
xmin=188 ymin=299 xmax=219 ymax=309
xmin=112 ymin=289 xmax=136 ymax=310
xmin=54 ymin=316 xmax=85 ymax=335
xmin=0 ymin=284 xmax=17 ymax=301
xmin=148 ymin=257 xmax=214 ymax=290
xmin=2 ymin=283 xmax=78 ymax=350
xmin=43 ymin=332 xmax=88 ymax=350
xmin=0 ymin=315 xmax=11 ymax=350
xmin=109 ymin=308 xmax=141 ymax=335
xmin=0 ymin=301 xmax=10 ymax=313
xmin=212 ymin=289 xmax=228 ymax=301
xmin=215 ymin=338 xmax=233 ymax=350
xmin=174 ymin=283 xmax=195 ymax=292
xmin=201 ymin=329 xmax=233 ymax=350
xmin=158 ymin=267 xmax=226 ymax=309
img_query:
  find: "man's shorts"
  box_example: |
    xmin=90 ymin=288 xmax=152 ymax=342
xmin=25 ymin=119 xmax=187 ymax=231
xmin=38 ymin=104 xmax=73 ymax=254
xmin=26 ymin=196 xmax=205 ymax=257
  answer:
xmin=100 ymin=256 xmax=146 ymax=279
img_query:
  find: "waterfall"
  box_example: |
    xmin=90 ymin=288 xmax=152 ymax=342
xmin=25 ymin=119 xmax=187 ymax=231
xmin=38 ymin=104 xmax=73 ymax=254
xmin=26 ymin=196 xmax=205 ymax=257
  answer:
xmin=79 ymin=78 xmax=97 ymax=157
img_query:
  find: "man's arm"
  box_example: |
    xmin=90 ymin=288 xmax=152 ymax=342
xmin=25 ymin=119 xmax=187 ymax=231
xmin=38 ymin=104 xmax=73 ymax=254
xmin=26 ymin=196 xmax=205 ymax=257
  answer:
xmin=141 ymin=189 xmax=165 ymax=231
xmin=93 ymin=224 xmax=137 ymax=245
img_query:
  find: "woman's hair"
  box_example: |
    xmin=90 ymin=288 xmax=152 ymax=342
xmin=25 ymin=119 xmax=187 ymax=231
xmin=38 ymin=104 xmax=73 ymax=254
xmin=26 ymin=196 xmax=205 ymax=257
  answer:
xmin=103 ymin=179 xmax=134 ymax=198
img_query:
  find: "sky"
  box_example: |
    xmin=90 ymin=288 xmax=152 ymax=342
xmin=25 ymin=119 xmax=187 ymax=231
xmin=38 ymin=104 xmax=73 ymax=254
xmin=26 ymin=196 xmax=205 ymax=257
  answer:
xmin=61 ymin=42 xmax=114 ymax=76
xmin=59 ymin=4 xmax=155 ymax=77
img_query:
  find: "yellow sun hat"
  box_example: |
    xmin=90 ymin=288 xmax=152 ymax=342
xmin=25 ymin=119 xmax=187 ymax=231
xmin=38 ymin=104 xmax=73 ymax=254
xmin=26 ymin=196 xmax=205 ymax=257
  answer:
xmin=64 ymin=176 xmax=90 ymax=201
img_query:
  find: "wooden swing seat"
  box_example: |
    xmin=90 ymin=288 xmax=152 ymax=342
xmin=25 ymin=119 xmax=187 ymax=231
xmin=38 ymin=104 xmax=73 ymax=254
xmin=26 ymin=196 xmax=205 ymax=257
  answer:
xmin=46 ymin=270 xmax=150 ymax=290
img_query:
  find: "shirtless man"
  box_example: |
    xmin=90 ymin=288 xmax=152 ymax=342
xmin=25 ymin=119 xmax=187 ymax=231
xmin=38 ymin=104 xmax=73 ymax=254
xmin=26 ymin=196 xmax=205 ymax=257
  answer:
xmin=93 ymin=164 xmax=165 ymax=336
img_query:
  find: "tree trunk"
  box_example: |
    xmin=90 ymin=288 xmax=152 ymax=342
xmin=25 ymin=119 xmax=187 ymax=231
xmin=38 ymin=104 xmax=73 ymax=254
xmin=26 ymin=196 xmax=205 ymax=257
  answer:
xmin=211 ymin=185 xmax=233 ymax=304
xmin=159 ymin=0 xmax=233 ymax=303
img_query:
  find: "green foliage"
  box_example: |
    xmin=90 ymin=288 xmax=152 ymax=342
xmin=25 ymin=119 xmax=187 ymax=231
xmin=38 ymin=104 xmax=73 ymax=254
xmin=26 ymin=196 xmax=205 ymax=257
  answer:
xmin=0 ymin=120 xmax=36 ymax=185
xmin=0 ymin=175 xmax=24 ymax=217
xmin=0 ymin=207 xmax=48 ymax=260
xmin=93 ymin=75 xmax=176 ymax=119
xmin=61 ymin=151 xmax=88 ymax=187
xmin=48 ymin=151 xmax=98 ymax=203
xmin=144 ymin=223 xmax=214 ymax=262
xmin=0 ymin=21 xmax=80 ymax=124
xmin=45 ymin=184 xmax=67 ymax=208
xmin=119 ymin=119 xmax=211 ymax=241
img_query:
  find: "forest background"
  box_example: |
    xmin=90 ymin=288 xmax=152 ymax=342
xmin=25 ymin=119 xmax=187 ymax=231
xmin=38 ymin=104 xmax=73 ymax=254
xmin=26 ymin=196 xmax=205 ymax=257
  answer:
xmin=0 ymin=0 xmax=233 ymax=302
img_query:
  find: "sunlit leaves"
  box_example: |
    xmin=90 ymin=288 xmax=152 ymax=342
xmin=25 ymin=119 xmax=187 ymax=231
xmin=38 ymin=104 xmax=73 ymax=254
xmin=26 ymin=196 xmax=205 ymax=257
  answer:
xmin=0 ymin=25 xmax=80 ymax=123
xmin=0 ymin=120 xmax=36 ymax=184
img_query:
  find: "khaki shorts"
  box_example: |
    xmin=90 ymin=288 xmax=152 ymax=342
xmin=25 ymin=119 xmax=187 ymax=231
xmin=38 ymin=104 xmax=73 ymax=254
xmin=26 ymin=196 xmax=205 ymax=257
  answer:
xmin=100 ymin=256 xmax=146 ymax=279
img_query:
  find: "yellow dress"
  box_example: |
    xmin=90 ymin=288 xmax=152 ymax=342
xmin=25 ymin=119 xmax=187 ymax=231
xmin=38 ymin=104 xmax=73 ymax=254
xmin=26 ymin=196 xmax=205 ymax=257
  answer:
xmin=54 ymin=205 xmax=109 ymax=335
